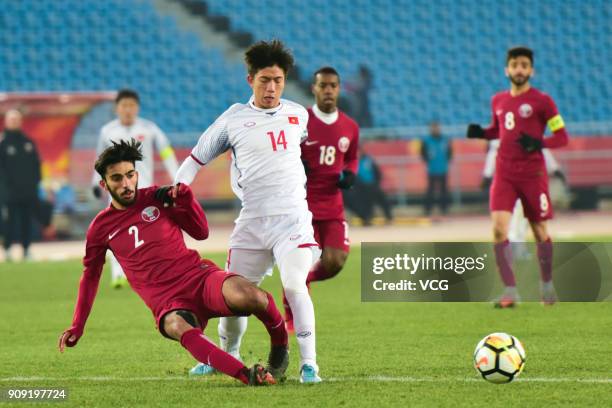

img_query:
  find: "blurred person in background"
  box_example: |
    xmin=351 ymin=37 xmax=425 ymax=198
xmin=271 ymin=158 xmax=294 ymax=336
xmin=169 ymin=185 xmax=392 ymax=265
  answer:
xmin=345 ymin=147 xmax=393 ymax=226
xmin=92 ymin=89 xmax=179 ymax=288
xmin=421 ymin=121 xmax=453 ymax=216
xmin=0 ymin=109 xmax=41 ymax=262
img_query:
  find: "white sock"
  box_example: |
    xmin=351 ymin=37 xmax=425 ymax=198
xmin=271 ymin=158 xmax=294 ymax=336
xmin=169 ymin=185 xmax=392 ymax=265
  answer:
xmin=218 ymin=316 xmax=247 ymax=360
xmin=279 ymin=248 xmax=317 ymax=368
xmin=109 ymin=253 xmax=126 ymax=280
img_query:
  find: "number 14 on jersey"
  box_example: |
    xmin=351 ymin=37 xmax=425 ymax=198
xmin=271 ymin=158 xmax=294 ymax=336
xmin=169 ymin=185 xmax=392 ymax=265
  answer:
xmin=267 ymin=130 xmax=287 ymax=151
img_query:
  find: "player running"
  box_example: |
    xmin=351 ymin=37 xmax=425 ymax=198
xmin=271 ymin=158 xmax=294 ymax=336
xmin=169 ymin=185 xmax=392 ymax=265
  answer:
xmin=60 ymin=140 xmax=288 ymax=385
xmin=92 ymin=89 xmax=179 ymax=289
xmin=175 ymin=40 xmax=322 ymax=383
xmin=466 ymin=46 xmax=569 ymax=308
xmin=283 ymin=66 xmax=359 ymax=332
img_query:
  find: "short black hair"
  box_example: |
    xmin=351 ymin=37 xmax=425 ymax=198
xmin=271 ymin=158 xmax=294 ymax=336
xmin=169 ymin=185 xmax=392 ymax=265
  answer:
xmin=115 ymin=89 xmax=140 ymax=104
xmin=313 ymin=66 xmax=340 ymax=83
xmin=244 ymin=39 xmax=294 ymax=77
xmin=94 ymin=139 xmax=143 ymax=179
xmin=506 ymin=46 xmax=534 ymax=65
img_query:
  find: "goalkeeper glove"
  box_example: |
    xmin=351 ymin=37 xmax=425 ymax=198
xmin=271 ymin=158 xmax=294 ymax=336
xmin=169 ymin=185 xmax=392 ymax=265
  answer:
xmin=517 ymin=132 xmax=542 ymax=153
xmin=466 ymin=124 xmax=486 ymax=139
xmin=154 ymin=185 xmax=176 ymax=207
xmin=337 ymin=170 xmax=356 ymax=190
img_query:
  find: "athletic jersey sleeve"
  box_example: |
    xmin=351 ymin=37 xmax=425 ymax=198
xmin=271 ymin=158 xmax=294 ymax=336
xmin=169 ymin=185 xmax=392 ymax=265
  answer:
xmin=542 ymin=95 xmax=569 ymax=149
xmin=483 ymin=96 xmax=500 ymax=140
xmin=69 ymin=222 xmax=107 ymax=336
xmin=166 ymin=183 xmax=209 ymax=240
xmin=345 ymin=123 xmax=360 ymax=174
xmin=190 ymin=115 xmax=231 ymax=166
xmin=151 ymin=123 xmax=179 ymax=179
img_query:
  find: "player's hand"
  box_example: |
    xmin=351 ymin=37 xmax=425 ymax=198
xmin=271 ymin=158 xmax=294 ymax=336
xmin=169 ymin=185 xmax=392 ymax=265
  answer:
xmin=466 ymin=124 xmax=485 ymax=139
xmin=337 ymin=170 xmax=356 ymax=189
xmin=481 ymin=176 xmax=492 ymax=191
xmin=552 ymin=169 xmax=567 ymax=184
xmin=92 ymin=186 xmax=102 ymax=199
xmin=517 ymin=132 xmax=542 ymax=153
xmin=58 ymin=328 xmax=82 ymax=353
xmin=154 ymin=185 xmax=178 ymax=207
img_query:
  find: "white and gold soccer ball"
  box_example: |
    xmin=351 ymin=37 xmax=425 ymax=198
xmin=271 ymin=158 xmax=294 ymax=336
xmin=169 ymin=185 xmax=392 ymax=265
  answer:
xmin=473 ymin=332 xmax=526 ymax=384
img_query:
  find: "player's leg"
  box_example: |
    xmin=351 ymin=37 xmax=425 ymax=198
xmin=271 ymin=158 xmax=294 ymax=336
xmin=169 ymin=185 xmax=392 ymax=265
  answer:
xmin=3 ymin=202 xmax=18 ymax=261
xmin=490 ymin=175 xmax=521 ymax=308
xmin=307 ymin=220 xmax=350 ymax=284
xmin=220 ymin=275 xmax=289 ymax=380
xmin=161 ymin=310 xmax=274 ymax=385
xmin=20 ymin=202 xmax=33 ymax=260
xmin=521 ymin=179 xmax=556 ymax=305
xmin=440 ymin=174 xmax=450 ymax=215
xmin=109 ymin=253 xmax=128 ymax=289
xmin=424 ymin=174 xmax=434 ymax=216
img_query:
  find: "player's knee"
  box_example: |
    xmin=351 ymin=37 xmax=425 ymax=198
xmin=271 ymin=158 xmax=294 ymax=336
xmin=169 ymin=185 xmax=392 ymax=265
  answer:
xmin=322 ymin=250 xmax=348 ymax=277
xmin=161 ymin=310 xmax=199 ymax=340
xmin=492 ymin=223 xmax=508 ymax=242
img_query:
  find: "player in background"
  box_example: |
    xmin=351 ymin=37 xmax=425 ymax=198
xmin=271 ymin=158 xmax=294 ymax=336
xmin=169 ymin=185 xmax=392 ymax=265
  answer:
xmin=282 ymin=66 xmax=359 ymax=332
xmin=92 ymin=89 xmax=179 ymax=289
xmin=482 ymin=140 xmax=567 ymax=253
xmin=174 ymin=40 xmax=322 ymax=383
xmin=60 ymin=139 xmax=288 ymax=385
xmin=466 ymin=46 xmax=569 ymax=308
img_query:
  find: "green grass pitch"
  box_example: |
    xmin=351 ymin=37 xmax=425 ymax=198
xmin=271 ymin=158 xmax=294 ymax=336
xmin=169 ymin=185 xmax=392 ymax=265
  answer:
xmin=1 ymin=247 xmax=610 ymax=407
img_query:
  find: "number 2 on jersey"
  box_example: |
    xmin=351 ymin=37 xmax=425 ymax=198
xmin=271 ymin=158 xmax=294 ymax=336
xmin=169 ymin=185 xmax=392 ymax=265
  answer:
xmin=129 ymin=225 xmax=144 ymax=248
xmin=268 ymin=130 xmax=287 ymax=151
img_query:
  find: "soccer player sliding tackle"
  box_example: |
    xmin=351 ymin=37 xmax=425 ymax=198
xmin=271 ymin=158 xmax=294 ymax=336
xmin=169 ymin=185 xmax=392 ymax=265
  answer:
xmin=466 ymin=46 xmax=569 ymax=308
xmin=59 ymin=139 xmax=287 ymax=385
xmin=283 ymin=66 xmax=359 ymax=332
xmin=175 ymin=40 xmax=322 ymax=383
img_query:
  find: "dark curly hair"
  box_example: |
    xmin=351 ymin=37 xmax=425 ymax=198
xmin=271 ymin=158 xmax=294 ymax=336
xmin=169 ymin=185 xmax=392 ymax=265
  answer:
xmin=94 ymin=139 xmax=143 ymax=179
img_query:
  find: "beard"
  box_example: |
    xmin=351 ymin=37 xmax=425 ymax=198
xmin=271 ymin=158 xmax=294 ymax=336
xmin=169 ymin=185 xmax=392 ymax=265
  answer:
xmin=509 ymin=73 xmax=530 ymax=87
xmin=109 ymin=186 xmax=137 ymax=207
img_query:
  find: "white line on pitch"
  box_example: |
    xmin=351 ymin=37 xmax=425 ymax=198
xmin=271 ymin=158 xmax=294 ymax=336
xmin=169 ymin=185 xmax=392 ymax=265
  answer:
xmin=0 ymin=376 xmax=610 ymax=384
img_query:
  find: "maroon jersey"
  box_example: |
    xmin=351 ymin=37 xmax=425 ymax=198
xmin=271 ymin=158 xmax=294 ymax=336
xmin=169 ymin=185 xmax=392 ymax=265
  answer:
xmin=69 ymin=184 xmax=210 ymax=334
xmin=302 ymin=108 xmax=359 ymax=220
xmin=483 ymin=87 xmax=568 ymax=180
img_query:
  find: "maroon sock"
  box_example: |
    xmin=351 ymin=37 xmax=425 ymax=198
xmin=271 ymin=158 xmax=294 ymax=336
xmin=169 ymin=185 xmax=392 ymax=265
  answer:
xmin=180 ymin=328 xmax=248 ymax=384
xmin=494 ymin=240 xmax=515 ymax=287
xmin=282 ymin=290 xmax=293 ymax=322
xmin=254 ymin=293 xmax=288 ymax=347
xmin=537 ymin=238 xmax=553 ymax=283
xmin=307 ymin=261 xmax=331 ymax=283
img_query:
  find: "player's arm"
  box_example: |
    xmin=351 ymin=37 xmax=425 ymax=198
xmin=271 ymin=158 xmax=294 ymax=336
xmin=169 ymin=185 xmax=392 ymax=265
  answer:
xmin=155 ymin=183 xmax=209 ymax=240
xmin=542 ymin=96 xmax=569 ymax=149
xmin=152 ymin=123 xmax=179 ymax=179
xmin=59 ymin=227 xmax=106 ymax=352
xmin=338 ymin=126 xmax=359 ymax=189
xmin=174 ymin=116 xmax=231 ymax=185
xmin=467 ymin=98 xmax=499 ymax=140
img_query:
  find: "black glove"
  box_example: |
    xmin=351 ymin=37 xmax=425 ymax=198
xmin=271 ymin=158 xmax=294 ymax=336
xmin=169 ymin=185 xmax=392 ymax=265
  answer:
xmin=517 ymin=132 xmax=542 ymax=153
xmin=552 ymin=169 xmax=567 ymax=184
xmin=481 ymin=176 xmax=492 ymax=191
xmin=337 ymin=170 xmax=356 ymax=190
xmin=466 ymin=124 xmax=486 ymax=139
xmin=154 ymin=185 xmax=175 ymax=207
xmin=302 ymin=159 xmax=310 ymax=175
xmin=92 ymin=186 xmax=102 ymax=199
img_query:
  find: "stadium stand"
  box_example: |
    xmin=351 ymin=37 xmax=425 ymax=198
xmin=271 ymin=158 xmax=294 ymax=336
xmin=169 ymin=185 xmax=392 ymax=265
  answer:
xmin=1 ymin=0 xmax=610 ymax=134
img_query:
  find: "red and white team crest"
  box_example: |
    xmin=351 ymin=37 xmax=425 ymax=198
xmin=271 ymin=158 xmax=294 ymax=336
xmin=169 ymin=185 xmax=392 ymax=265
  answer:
xmin=288 ymin=116 xmax=299 ymax=125
xmin=141 ymin=206 xmax=160 ymax=222
xmin=518 ymin=104 xmax=533 ymax=118
xmin=338 ymin=136 xmax=350 ymax=153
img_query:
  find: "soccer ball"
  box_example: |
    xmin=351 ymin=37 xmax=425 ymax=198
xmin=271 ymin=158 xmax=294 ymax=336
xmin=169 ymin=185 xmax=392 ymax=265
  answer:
xmin=473 ymin=332 xmax=526 ymax=383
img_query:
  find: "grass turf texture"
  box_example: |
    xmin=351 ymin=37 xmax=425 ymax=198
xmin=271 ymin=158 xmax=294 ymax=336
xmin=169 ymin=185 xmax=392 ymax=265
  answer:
xmin=1 ymin=247 xmax=610 ymax=407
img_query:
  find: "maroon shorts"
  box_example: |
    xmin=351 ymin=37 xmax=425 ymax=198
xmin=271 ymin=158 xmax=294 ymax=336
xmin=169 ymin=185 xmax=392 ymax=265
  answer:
xmin=313 ymin=219 xmax=350 ymax=252
xmin=490 ymin=173 xmax=553 ymax=222
xmin=155 ymin=260 xmax=238 ymax=338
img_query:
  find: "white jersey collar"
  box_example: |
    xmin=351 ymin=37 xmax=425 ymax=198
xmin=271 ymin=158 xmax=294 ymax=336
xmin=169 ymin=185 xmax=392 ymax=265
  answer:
xmin=248 ymin=96 xmax=283 ymax=115
xmin=312 ymin=104 xmax=338 ymax=125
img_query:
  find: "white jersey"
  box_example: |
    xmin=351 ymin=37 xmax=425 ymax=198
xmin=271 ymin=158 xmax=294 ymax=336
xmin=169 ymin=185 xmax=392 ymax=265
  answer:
xmin=92 ymin=117 xmax=178 ymax=188
xmin=189 ymin=96 xmax=309 ymax=220
xmin=482 ymin=139 xmax=560 ymax=178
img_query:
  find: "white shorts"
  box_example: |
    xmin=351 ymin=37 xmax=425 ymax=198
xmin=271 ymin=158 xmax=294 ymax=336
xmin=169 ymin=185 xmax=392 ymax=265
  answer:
xmin=227 ymin=210 xmax=320 ymax=284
